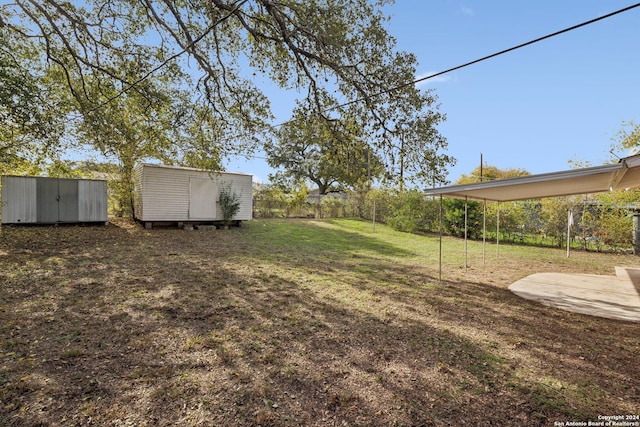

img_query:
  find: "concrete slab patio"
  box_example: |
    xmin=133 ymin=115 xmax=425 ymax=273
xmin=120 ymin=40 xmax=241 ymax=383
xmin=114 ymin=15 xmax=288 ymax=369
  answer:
xmin=509 ymin=267 xmax=640 ymax=323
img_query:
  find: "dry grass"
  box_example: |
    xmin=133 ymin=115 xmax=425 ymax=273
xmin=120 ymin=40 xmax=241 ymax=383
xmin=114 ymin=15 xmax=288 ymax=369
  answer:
xmin=0 ymin=218 xmax=638 ymax=426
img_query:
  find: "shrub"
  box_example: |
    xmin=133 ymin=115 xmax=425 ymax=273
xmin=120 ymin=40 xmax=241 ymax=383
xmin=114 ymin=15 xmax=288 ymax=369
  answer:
xmin=218 ymin=184 xmax=241 ymax=225
xmin=363 ymin=188 xmax=439 ymax=233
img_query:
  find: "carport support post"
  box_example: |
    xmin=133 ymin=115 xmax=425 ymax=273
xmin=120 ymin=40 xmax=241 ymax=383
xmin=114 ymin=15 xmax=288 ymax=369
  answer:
xmin=483 ymin=199 xmax=487 ymax=265
xmin=496 ymin=202 xmax=500 ymax=259
xmin=633 ymin=214 xmax=640 ymax=255
xmin=566 ymin=209 xmax=573 ymax=258
xmin=464 ymin=197 xmax=468 ymax=271
xmin=439 ymin=195 xmax=443 ymax=282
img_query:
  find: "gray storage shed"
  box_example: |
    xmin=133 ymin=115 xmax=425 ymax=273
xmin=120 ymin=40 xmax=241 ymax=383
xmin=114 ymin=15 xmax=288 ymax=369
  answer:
xmin=1 ymin=176 xmax=108 ymax=224
xmin=133 ymin=163 xmax=253 ymax=228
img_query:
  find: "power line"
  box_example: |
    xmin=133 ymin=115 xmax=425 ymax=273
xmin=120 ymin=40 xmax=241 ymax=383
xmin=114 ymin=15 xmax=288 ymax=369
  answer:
xmin=336 ymin=2 xmax=640 ymax=110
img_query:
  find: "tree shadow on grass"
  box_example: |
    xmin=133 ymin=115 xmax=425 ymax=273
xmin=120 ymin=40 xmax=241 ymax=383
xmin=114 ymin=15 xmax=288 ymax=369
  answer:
xmin=1 ymin=220 xmax=638 ymax=426
xmin=427 ymin=277 xmax=640 ymax=415
xmin=0 ymin=225 xmax=525 ymax=425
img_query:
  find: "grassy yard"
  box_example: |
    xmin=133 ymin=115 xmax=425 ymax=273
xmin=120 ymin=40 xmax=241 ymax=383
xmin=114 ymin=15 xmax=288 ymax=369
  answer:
xmin=1 ymin=218 xmax=638 ymax=426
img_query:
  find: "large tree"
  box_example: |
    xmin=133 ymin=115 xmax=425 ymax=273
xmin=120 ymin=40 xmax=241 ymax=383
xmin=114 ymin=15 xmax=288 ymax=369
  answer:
xmin=265 ymin=98 xmax=383 ymax=194
xmin=0 ymin=28 xmax=70 ymax=173
xmin=74 ymin=61 xmax=190 ymax=215
xmin=1 ymin=0 xmax=453 ymax=182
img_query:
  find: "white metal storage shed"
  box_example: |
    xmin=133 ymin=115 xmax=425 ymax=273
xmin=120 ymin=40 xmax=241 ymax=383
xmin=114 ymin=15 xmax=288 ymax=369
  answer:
xmin=1 ymin=176 xmax=108 ymax=224
xmin=133 ymin=163 xmax=253 ymax=228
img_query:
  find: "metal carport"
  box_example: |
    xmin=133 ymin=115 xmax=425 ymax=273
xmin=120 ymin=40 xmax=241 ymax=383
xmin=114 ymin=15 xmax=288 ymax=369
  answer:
xmin=424 ymin=154 xmax=640 ymax=279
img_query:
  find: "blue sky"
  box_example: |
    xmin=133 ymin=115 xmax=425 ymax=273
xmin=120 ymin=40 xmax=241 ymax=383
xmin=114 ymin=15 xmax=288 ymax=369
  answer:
xmin=225 ymin=1 xmax=640 ymax=186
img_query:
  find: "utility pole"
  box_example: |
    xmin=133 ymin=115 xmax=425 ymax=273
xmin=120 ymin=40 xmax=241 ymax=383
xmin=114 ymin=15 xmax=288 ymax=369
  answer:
xmin=367 ymin=149 xmax=371 ymax=191
xmin=399 ymin=132 xmax=405 ymax=191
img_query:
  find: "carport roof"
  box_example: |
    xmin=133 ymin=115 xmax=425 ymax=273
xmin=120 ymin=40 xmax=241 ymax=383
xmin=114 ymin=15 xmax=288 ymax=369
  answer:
xmin=424 ymin=154 xmax=640 ymax=202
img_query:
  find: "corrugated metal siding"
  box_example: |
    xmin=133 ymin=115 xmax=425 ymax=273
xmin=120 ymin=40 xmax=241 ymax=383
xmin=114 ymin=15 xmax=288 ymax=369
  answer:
xmin=135 ymin=164 xmax=253 ymax=221
xmin=78 ymin=180 xmax=108 ymax=222
xmin=1 ymin=176 xmax=107 ymax=224
xmin=1 ymin=176 xmax=37 ymax=224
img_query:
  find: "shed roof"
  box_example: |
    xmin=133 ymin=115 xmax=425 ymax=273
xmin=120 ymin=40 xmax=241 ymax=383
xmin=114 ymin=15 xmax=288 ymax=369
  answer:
xmin=139 ymin=163 xmax=253 ymax=177
xmin=424 ymin=154 xmax=640 ymax=202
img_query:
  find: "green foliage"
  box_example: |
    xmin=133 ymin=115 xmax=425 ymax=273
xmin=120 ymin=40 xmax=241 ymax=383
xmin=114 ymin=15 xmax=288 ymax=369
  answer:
xmin=253 ymin=184 xmax=288 ymax=218
xmin=267 ymin=85 xmax=451 ymax=191
xmin=442 ymin=198 xmax=483 ymax=239
xmin=386 ymin=190 xmax=438 ymax=233
xmin=457 ymin=165 xmax=530 ymax=184
xmin=361 ymin=188 xmax=439 ymax=233
xmin=0 ymin=155 xmax=42 ymax=177
xmin=70 ymin=56 xmax=198 ymax=216
xmin=386 ymin=214 xmax=419 ymax=234
xmin=582 ymin=189 xmax=640 ymax=251
xmin=287 ymin=182 xmax=310 ymax=217
xmin=597 ymin=188 xmax=640 ymax=208
xmin=578 ymin=210 xmax=600 ymax=251
xmin=451 ymin=166 xmax=533 ymax=242
xmin=612 ymin=120 xmax=640 ymax=154
xmin=319 ymin=196 xmax=346 ymax=219
xmin=0 ymin=31 xmax=69 ymax=169
xmin=43 ymin=160 xmax=85 ymax=179
xmin=252 ymin=176 xmax=638 ymax=251
xmin=266 ymin=100 xmax=381 ymax=194
xmin=218 ymin=184 xmax=241 ymax=225
xmin=539 ymin=197 xmax=576 ymax=248
xmin=361 ymin=188 xmax=396 ymax=226
xmin=385 ymin=112 xmax=453 ymax=188
xmin=253 ymin=182 xmax=313 ymax=218
xmin=109 ymin=169 xmax=135 ymax=218
xmin=598 ymin=208 xmax=633 ymax=250
xmin=485 ymin=202 xmax=527 ymax=242
xmin=580 ymin=205 xmax=632 ymax=252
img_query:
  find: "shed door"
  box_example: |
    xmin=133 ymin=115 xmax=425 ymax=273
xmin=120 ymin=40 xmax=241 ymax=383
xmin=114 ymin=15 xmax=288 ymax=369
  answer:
xmin=35 ymin=178 xmax=79 ymax=223
xmin=189 ymin=178 xmax=217 ymax=219
xmin=36 ymin=178 xmax=59 ymax=223
xmin=58 ymin=179 xmax=79 ymax=222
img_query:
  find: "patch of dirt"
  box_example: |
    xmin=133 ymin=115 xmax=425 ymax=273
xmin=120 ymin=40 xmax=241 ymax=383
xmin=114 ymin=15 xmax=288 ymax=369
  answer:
xmin=0 ymin=218 xmax=638 ymax=426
